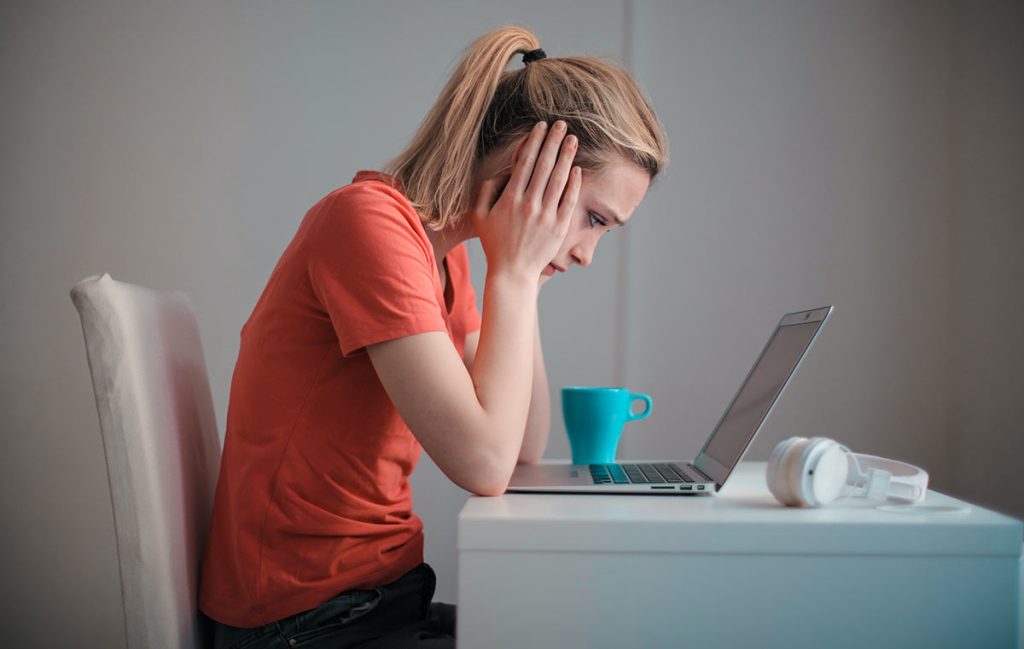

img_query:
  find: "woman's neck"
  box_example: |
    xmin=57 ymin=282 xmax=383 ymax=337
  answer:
xmin=423 ymin=216 xmax=475 ymax=274
xmin=420 ymin=148 xmax=512 ymax=272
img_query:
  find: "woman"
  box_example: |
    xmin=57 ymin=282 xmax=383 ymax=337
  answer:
xmin=200 ymin=25 xmax=668 ymax=649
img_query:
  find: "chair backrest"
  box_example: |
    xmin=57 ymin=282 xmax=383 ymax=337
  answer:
xmin=71 ymin=274 xmax=221 ymax=649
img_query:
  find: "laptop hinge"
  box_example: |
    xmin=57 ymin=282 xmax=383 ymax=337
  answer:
xmin=687 ymin=463 xmax=714 ymax=483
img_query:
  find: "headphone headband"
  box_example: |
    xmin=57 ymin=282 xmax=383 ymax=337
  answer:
xmin=848 ymin=452 xmax=929 ymax=503
xmin=767 ymin=437 xmax=929 ymax=508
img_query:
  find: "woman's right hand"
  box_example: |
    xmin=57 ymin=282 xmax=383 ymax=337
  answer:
xmin=472 ymin=120 xmax=582 ymax=281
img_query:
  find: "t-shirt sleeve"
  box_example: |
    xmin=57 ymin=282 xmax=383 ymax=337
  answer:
xmin=305 ymin=182 xmax=448 ymax=357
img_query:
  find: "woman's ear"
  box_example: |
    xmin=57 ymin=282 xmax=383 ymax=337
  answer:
xmin=490 ymin=174 xmax=511 ymax=208
xmin=475 ymin=132 xmax=530 ymax=199
xmin=477 ymin=138 xmax=520 ymax=183
xmin=498 ymin=133 xmax=530 ymax=173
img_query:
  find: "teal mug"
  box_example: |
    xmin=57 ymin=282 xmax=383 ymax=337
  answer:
xmin=562 ymin=387 xmax=653 ymax=465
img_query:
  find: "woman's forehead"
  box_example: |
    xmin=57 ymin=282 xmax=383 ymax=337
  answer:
xmin=582 ymin=160 xmax=650 ymax=223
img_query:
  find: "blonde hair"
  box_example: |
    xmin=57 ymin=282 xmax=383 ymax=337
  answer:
xmin=382 ymin=26 xmax=669 ymax=231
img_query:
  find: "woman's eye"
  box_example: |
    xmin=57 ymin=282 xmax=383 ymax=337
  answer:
xmin=588 ymin=211 xmax=607 ymax=228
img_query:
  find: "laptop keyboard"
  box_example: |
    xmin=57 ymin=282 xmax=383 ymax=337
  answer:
xmin=589 ymin=463 xmax=696 ymax=485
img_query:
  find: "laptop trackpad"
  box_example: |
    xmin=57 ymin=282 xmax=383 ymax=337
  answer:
xmin=508 ymin=463 xmax=591 ymax=488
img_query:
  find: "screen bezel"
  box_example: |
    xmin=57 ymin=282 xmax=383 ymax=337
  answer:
xmin=693 ymin=306 xmax=833 ymax=488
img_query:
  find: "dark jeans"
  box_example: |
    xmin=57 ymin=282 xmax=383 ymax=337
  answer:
xmin=209 ymin=563 xmax=456 ymax=648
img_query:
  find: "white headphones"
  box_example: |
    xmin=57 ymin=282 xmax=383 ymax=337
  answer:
xmin=766 ymin=436 xmax=929 ymax=508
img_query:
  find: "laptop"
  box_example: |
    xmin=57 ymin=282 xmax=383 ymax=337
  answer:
xmin=507 ymin=306 xmax=833 ymax=495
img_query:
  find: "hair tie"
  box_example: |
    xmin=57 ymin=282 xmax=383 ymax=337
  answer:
xmin=522 ymin=48 xmax=547 ymax=65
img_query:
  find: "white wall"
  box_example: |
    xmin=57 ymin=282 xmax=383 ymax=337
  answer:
xmin=0 ymin=1 xmax=1020 ymax=647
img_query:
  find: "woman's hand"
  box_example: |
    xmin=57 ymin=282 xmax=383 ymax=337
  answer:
xmin=472 ymin=120 xmax=582 ymax=282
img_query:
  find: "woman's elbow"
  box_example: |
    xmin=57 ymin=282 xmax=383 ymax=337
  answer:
xmin=469 ymin=481 xmax=508 ymax=497
xmin=432 ymin=450 xmax=513 ymax=495
xmin=465 ymin=455 xmax=516 ymax=497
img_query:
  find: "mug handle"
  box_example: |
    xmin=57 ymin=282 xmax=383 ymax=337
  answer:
xmin=626 ymin=393 xmax=653 ymax=421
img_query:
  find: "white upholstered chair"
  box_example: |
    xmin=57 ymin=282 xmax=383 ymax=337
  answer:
xmin=71 ymin=274 xmax=221 ymax=649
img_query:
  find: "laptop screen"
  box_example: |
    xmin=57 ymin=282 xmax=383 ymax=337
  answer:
xmin=697 ymin=313 xmax=828 ymax=484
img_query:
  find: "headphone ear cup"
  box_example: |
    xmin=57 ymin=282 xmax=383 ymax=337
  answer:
xmin=796 ymin=439 xmax=849 ymax=507
xmin=808 ymin=443 xmax=849 ymax=506
xmin=767 ymin=437 xmax=806 ymax=506
xmin=785 ymin=437 xmax=818 ymax=506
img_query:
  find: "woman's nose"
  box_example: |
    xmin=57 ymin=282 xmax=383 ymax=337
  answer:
xmin=570 ymin=240 xmax=595 ymax=267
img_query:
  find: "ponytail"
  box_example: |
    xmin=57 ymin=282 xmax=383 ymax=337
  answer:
xmin=383 ymin=26 xmax=668 ymax=231
xmin=383 ymin=27 xmax=539 ymax=231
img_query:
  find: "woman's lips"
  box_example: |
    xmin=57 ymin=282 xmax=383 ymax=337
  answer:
xmin=544 ymin=263 xmax=566 ymax=277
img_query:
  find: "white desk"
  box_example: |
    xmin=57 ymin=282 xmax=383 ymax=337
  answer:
xmin=457 ymin=461 xmax=1022 ymax=649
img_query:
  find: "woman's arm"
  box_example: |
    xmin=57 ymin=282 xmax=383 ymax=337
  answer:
xmin=520 ymin=316 xmax=550 ymax=463
xmin=367 ymin=273 xmax=536 ymax=496
xmin=463 ymin=313 xmax=550 ymax=465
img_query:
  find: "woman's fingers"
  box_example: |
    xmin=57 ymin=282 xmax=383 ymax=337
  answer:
xmin=557 ymin=167 xmax=583 ymax=229
xmin=524 ymin=121 xmax=568 ymax=207
xmin=543 ymin=134 xmax=577 ymax=209
xmin=503 ymin=120 xmax=575 ymax=215
xmin=505 ymin=121 xmax=548 ymax=197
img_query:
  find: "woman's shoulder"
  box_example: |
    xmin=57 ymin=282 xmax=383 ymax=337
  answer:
xmin=350 ymin=170 xmax=405 ymax=192
xmin=300 ymin=171 xmax=430 ymax=257
xmin=326 ymin=170 xmax=409 ymax=208
xmin=312 ymin=170 xmax=421 ymax=229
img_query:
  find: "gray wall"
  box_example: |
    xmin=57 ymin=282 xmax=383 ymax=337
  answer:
xmin=0 ymin=1 xmax=1020 ymax=646
xmin=949 ymin=0 xmax=1024 ymax=521
xmin=622 ymin=0 xmax=956 ymax=486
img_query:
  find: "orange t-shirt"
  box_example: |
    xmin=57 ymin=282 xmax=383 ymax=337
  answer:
xmin=199 ymin=171 xmax=482 ymax=628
